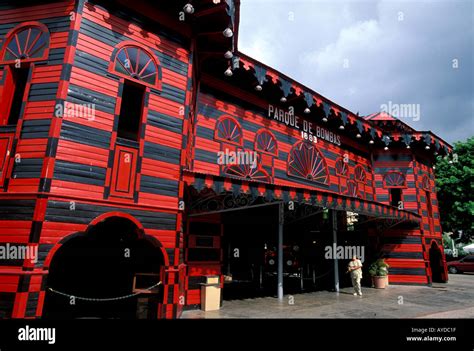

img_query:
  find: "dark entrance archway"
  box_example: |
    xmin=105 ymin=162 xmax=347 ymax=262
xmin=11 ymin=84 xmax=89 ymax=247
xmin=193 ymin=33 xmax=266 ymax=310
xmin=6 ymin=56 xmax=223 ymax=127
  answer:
xmin=43 ymin=216 xmax=164 ymax=319
xmin=429 ymin=241 xmax=444 ymax=283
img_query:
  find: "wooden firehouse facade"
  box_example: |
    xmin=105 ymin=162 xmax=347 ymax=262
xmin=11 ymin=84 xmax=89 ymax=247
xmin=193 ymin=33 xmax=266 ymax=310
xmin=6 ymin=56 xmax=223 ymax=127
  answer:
xmin=0 ymin=0 xmax=452 ymax=319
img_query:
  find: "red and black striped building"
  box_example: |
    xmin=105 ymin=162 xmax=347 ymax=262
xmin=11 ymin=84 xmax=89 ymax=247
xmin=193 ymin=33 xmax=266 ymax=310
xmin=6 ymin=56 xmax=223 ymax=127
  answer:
xmin=0 ymin=0 xmax=452 ymax=319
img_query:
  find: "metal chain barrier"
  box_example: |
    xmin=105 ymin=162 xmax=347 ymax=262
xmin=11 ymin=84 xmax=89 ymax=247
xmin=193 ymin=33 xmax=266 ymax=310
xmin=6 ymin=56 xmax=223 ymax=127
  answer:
xmin=47 ymin=281 xmax=162 ymax=302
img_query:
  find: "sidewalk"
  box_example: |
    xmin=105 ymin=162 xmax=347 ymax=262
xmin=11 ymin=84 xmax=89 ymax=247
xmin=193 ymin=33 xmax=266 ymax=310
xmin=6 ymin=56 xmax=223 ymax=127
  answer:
xmin=181 ymin=274 xmax=474 ymax=319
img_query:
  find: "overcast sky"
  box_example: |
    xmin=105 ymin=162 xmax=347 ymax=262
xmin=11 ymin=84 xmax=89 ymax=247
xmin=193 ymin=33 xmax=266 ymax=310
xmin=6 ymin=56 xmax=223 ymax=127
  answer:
xmin=238 ymin=0 xmax=473 ymax=144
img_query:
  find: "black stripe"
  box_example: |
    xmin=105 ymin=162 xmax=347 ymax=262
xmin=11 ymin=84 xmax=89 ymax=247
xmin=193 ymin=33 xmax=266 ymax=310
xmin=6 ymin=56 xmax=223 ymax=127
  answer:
xmin=60 ymin=120 xmax=111 ymax=149
xmin=44 ymin=200 xmax=177 ymax=229
xmin=53 ymin=160 xmax=106 ymax=186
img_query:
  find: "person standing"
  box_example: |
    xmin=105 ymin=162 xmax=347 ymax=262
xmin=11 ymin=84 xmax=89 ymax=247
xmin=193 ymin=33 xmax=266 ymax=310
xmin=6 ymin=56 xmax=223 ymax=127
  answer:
xmin=348 ymin=255 xmax=363 ymax=296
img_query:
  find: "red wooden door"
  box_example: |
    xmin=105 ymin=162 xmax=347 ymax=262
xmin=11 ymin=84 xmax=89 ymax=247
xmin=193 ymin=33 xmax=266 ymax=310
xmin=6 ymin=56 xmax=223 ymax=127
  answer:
xmin=109 ymin=144 xmax=138 ymax=199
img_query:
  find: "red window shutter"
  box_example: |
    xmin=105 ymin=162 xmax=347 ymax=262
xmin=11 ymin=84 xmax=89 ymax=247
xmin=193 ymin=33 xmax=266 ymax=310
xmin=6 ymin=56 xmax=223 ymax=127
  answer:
xmin=0 ymin=68 xmax=15 ymax=126
xmin=0 ymin=135 xmax=13 ymax=186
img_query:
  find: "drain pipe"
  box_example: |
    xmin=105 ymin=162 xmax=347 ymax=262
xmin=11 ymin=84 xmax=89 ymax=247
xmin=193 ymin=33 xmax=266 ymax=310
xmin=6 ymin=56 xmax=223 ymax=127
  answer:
xmin=278 ymin=202 xmax=284 ymax=300
xmin=331 ymin=209 xmax=340 ymax=293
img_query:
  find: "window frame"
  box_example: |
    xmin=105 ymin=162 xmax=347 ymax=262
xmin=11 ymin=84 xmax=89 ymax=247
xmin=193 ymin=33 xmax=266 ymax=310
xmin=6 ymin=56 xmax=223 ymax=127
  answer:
xmin=389 ymin=188 xmax=403 ymax=207
xmin=383 ymin=171 xmax=407 ymax=189
xmin=0 ymin=64 xmax=32 ymax=126
xmin=214 ymin=115 xmax=243 ymax=146
xmin=224 ymin=162 xmax=270 ymax=183
xmin=254 ymin=129 xmax=278 ymax=156
xmin=116 ymin=78 xmax=147 ymax=143
xmin=346 ymin=180 xmax=360 ymax=198
xmin=287 ymin=141 xmax=329 ymax=184
xmin=0 ymin=22 xmax=50 ymax=64
xmin=354 ymin=165 xmax=366 ymax=183
xmin=335 ymin=157 xmax=349 ymax=178
xmin=109 ymin=41 xmax=161 ymax=90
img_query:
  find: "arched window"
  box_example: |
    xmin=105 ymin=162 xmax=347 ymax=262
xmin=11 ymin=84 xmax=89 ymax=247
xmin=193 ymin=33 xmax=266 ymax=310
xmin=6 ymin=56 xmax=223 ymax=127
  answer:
xmin=0 ymin=23 xmax=50 ymax=126
xmin=335 ymin=157 xmax=348 ymax=177
xmin=1 ymin=23 xmax=50 ymax=63
xmin=383 ymin=172 xmax=406 ymax=188
xmin=215 ymin=116 xmax=242 ymax=146
xmin=112 ymin=45 xmax=159 ymax=87
xmin=422 ymin=175 xmax=430 ymax=191
xmin=288 ymin=142 xmax=328 ymax=184
xmin=355 ymin=165 xmax=366 ymax=183
xmin=346 ymin=180 xmax=359 ymax=197
xmin=255 ymin=130 xmax=277 ymax=156
xmin=225 ymin=164 xmax=270 ymax=183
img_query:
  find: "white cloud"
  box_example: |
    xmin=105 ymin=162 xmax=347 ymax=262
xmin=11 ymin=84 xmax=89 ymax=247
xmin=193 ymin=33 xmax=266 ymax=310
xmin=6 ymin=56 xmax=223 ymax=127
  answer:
xmin=238 ymin=0 xmax=474 ymax=143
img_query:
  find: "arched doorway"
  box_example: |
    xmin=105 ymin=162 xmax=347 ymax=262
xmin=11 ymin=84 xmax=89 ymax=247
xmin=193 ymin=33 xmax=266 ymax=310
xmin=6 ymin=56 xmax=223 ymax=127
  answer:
xmin=43 ymin=216 xmax=164 ymax=319
xmin=429 ymin=241 xmax=445 ymax=283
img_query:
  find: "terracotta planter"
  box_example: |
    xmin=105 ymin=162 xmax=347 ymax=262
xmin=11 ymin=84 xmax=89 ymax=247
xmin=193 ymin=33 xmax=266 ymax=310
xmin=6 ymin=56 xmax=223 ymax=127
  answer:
xmin=372 ymin=276 xmax=387 ymax=289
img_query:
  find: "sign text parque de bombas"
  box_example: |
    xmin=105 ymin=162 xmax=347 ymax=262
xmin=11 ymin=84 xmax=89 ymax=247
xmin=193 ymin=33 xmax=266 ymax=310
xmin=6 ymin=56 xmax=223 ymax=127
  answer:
xmin=268 ymin=104 xmax=342 ymax=146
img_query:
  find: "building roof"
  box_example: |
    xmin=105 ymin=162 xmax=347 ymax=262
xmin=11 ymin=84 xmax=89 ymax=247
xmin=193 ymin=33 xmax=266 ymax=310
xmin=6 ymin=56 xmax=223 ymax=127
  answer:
xmin=232 ymin=53 xmax=453 ymax=153
xmin=364 ymin=112 xmax=399 ymax=122
xmin=169 ymin=0 xmax=452 ymax=155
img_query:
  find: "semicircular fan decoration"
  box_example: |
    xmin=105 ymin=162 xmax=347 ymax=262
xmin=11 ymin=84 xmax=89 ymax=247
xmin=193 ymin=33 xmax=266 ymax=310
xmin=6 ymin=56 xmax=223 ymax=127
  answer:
xmin=346 ymin=180 xmax=359 ymax=197
xmin=114 ymin=46 xmax=158 ymax=85
xmin=355 ymin=165 xmax=366 ymax=183
xmin=215 ymin=117 xmax=242 ymax=145
xmin=335 ymin=158 xmax=348 ymax=177
xmin=288 ymin=142 xmax=328 ymax=184
xmin=225 ymin=164 xmax=270 ymax=182
xmin=255 ymin=130 xmax=277 ymax=155
xmin=4 ymin=26 xmax=49 ymax=61
xmin=422 ymin=175 xmax=431 ymax=191
xmin=383 ymin=172 xmax=406 ymax=188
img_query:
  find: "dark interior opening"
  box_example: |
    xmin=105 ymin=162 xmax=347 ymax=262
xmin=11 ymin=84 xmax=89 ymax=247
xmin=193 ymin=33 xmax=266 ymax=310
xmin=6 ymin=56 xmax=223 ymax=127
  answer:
xmin=218 ymin=207 xmax=369 ymax=300
xmin=390 ymin=188 xmax=402 ymax=207
xmin=117 ymin=80 xmax=145 ymax=141
xmin=7 ymin=67 xmax=30 ymax=125
xmin=429 ymin=242 xmax=443 ymax=283
xmin=43 ymin=217 xmax=163 ymax=319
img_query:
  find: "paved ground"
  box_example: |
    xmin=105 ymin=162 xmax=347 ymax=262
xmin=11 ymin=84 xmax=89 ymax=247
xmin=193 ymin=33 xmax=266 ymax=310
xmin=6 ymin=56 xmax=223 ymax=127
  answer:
xmin=181 ymin=273 xmax=474 ymax=318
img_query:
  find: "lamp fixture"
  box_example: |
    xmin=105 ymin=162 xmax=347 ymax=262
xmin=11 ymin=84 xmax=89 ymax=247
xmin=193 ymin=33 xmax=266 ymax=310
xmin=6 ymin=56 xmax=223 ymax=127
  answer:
xmin=183 ymin=3 xmax=194 ymax=14
xmin=223 ymin=28 xmax=233 ymax=38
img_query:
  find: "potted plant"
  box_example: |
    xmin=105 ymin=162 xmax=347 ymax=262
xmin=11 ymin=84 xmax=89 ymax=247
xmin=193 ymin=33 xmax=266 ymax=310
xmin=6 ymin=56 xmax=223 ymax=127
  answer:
xmin=369 ymin=259 xmax=390 ymax=289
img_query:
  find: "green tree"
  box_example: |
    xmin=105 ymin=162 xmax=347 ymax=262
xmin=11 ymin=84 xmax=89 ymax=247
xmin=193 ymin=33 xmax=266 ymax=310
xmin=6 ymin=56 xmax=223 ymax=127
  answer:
xmin=435 ymin=137 xmax=474 ymax=242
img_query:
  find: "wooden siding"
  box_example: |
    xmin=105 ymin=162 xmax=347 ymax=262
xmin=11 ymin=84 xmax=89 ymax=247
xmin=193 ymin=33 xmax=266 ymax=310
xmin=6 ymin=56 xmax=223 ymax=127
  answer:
xmin=192 ymin=88 xmax=375 ymax=201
